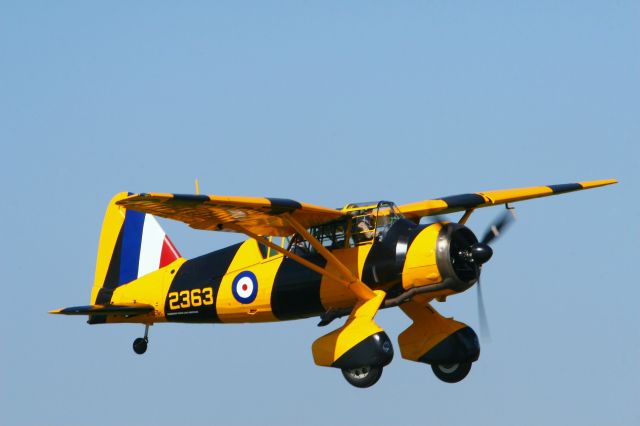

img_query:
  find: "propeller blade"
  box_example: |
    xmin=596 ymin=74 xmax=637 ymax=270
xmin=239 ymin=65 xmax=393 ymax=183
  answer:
xmin=472 ymin=210 xmax=515 ymax=342
xmin=481 ymin=209 xmax=516 ymax=245
xmin=476 ymin=277 xmax=491 ymax=341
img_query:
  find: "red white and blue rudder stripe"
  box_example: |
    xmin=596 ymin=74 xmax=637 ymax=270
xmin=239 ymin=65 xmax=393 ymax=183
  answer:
xmin=119 ymin=210 xmax=181 ymax=285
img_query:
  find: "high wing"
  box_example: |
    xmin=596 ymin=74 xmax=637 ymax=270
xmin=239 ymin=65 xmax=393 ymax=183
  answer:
xmin=398 ymin=179 xmax=617 ymax=221
xmin=117 ymin=193 xmax=344 ymax=236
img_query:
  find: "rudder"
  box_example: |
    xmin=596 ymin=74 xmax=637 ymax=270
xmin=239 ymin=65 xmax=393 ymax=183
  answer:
xmin=90 ymin=192 xmax=181 ymax=305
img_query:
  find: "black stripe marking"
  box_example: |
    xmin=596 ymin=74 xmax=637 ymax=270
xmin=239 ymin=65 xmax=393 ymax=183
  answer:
xmin=271 ymin=254 xmax=326 ymax=320
xmin=362 ymin=219 xmax=421 ymax=288
xmin=331 ymin=331 xmax=394 ymax=369
xmin=362 ymin=219 xmax=423 ymax=288
xmin=438 ymin=194 xmax=485 ymax=209
xmin=90 ymin=227 xmax=125 ymax=324
xmin=418 ymin=326 xmax=480 ymax=364
xmin=547 ymin=183 xmax=582 ymax=194
xmin=266 ymin=198 xmax=302 ymax=214
xmin=165 ymin=243 xmax=242 ymax=323
xmin=61 ymin=305 xmax=154 ymax=315
xmin=95 ymin=227 xmax=124 ymax=304
xmin=172 ymin=194 xmax=210 ymax=202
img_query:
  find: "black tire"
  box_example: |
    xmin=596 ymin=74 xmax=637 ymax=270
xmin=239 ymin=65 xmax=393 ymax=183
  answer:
xmin=133 ymin=337 xmax=148 ymax=355
xmin=431 ymin=361 xmax=472 ymax=383
xmin=341 ymin=366 xmax=383 ymax=388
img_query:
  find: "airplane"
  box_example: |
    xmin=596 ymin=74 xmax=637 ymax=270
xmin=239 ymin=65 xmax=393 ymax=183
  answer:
xmin=51 ymin=179 xmax=616 ymax=388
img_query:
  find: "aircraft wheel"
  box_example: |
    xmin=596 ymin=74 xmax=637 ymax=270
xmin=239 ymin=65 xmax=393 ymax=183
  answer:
xmin=341 ymin=365 xmax=383 ymax=388
xmin=133 ymin=337 xmax=148 ymax=355
xmin=431 ymin=361 xmax=472 ymax=383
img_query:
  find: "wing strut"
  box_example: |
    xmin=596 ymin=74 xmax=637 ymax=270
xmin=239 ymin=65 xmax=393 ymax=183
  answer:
xmin=230 ymin=224 xmax=348 ymax=286
xmin=231 ymin=214 xmax=376 ymax=301
xmin=282 ymin=213 xmax=376 ymax=301
xmin=458 ymin=208 xmax=475 ymax=225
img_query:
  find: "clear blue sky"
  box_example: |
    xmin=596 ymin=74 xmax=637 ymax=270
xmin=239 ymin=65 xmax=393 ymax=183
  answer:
xmin=2 ymin=2 xmax=638 ymax=425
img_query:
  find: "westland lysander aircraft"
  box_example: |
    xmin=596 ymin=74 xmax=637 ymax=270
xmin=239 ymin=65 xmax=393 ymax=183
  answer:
xmin=52 ymin=179 xmax=616 ymax=388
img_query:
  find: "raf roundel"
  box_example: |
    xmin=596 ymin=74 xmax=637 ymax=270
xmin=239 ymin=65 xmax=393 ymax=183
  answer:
xmin=232 ymin=271 xmax=258 ymax=304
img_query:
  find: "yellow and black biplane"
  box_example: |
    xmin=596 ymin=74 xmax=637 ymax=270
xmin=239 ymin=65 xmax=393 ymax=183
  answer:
xmin=51 ymin=179 xmax=616 ymax=387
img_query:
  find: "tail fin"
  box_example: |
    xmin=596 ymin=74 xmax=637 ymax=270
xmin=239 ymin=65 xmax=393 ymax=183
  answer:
xmin=90 ymin=192 xmax=181 ymax=305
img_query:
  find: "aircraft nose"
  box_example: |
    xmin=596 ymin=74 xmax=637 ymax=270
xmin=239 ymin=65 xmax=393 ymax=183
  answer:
xmin=470 ymin=243 xmax=493 ymax=264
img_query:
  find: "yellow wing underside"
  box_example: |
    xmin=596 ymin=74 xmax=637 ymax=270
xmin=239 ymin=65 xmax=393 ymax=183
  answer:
xmin=117 ymin=194 xmax=343 ymax=236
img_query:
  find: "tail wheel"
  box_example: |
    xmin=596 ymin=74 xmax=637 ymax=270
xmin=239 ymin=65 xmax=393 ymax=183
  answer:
xmin=133 ymin=325 xmax=150 ymax=355
xmin=431 ymin=361 xmax=472 ymax=383
xmin=341 ymin=366 xmax=383 ymax=388
xmin=133 ymin=337 xmax=148 ymax=355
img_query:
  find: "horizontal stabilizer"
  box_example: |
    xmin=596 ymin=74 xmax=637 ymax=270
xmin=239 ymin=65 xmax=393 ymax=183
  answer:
xmin=49 ymin=303 xmax=154 ymax=316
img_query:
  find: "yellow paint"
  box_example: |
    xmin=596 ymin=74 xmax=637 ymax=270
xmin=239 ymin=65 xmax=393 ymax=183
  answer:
xmin=90 ymin=192 xmax=129 ymax=304
xmin=397 ymin=199 xmax=449 ymax=220
xmin=458 ymin=208 xmax=475 ymax=225
xmin=478 ymin=186 xmax=551 ymax=204
xmin=402 ymin=224 xmax=442 ymax=289
xmin=397 ymin=299 xmax=466 ymax=361
xmin=167 ymin=287 xmax=214 ymax=310
xmin=319 ymin=244 xmax=371 ymax=310
xmin=216 ymin=239 xmax=282 ymax=322
xmin=284 ymin=213 xmax=375 ymax=301
xmin=312 ymin=290 xmax=385 ymax=367
xmin=579 ymin=178 xmax=617 ymax=188
xmin=117 ymin=192 xmax=344 ymax=237
xmin=109 ymin=258 xmax=186 ymax=323
xmin=231 ymin=224 xmax=350 ymax=290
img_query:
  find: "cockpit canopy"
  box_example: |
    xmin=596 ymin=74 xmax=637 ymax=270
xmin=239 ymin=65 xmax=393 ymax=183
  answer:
xmin=287 ymin=201 xmax=405 ymax=253
xmin=343 ymin=201 xmax=404 ymax=246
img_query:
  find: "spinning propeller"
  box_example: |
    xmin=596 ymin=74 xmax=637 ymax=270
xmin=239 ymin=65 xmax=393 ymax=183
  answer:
xmin=462 ymin=208 xmax=516 ymax=340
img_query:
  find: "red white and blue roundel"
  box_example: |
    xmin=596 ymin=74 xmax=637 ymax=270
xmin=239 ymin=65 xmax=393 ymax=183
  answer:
xmin=232 ymin=271 xmax=258 ymax=304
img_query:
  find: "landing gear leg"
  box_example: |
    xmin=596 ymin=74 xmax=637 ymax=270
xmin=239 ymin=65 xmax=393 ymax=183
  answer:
xmin=133 ymin=324 xmax=149 ymax=355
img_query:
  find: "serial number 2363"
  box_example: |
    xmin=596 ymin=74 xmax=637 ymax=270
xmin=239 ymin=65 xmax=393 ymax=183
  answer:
xmin=167 ymin=288 xmax=214 ymax=310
